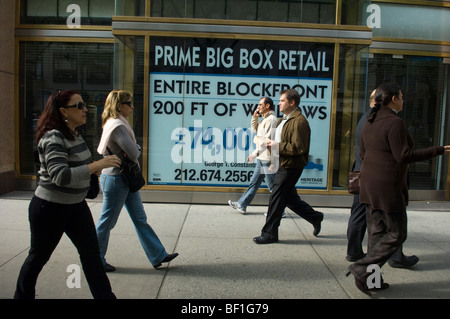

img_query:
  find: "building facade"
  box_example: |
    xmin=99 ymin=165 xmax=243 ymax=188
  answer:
xmin=1 ymin=0 xmax=449 ymax=206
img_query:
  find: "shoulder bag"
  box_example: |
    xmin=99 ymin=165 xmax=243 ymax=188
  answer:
xmin=107 ymin=147 xmax=145 ymax=192
xmin=348 ymin=171 xmax=360 ymax=194
xmin=86 ymin=174 xmax=100 ymax=199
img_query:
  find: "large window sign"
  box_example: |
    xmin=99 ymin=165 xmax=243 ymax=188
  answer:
xmin=148 ymin=37 xmax=334 ymax=189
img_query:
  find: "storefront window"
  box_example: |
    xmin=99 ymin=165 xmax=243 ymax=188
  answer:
xmin=340 ymin=0 xmax=369 ymax=25
xmin=114 ymin=36 xmax=145 ymax=166
xmin=115 ymin=0 xmax=146 ymax=16
xmin=147 ymin=36 xmax=334 ymax=189
xmin=20 ymin=0 xmax=114 ymax=25
xmin=18 ymin=41 xmax=114 ymax=175
xmin=369 ymin=3 xmax=450 ymax=42
xmin=332 ymin=50 xmax=450 ymax=192
xmin=151 ymin=0 xmax=336 ymax=24
xmin=333 ymin=44 xmax=369 ymax=190
xmin=367 ymin=54 xmax=449 ymax=190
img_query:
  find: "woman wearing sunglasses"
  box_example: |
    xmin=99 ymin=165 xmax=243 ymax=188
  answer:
xmin=15 ymin=90 xmax=120 ymax=299
xmin=95 ymin=90 xmax=178 ymax=272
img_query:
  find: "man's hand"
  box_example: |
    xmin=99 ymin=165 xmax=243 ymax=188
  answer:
xmin=266 ymin=139 xmax=278 ymax=150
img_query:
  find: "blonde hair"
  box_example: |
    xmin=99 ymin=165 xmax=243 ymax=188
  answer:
xmin=101 ymin=90 xmax=132 ymax=127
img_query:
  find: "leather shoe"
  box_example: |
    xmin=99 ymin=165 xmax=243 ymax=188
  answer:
xmin=103 ymin=263 xmax=116 ymax=272
xmin=345 ymin=265 xmax=371 ymax=296
xmin=253 ymin=235 xmax=278 ymax=244
xmin=312 ymin=213 xmax=324 ymax=237
xmin=154 ymin=253 xmax=179 ymax=269
xmin=346 ymin=253 xmax=366 ymax=262
xmin=346 ymin=265 xmax=390 ymax=296
xmin=372 ymin=282 xmax=390 ymax=291
xmin=388 ymin=255 xmax=419 ymax=268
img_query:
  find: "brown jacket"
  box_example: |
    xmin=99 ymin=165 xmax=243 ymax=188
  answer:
xmin=359 ymin=106 xmax=444 ymax=212
xmin=277 ymin=108 xmax=311 ymax=170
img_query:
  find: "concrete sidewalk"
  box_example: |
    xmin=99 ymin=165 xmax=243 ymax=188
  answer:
xmin=1 ymin=191 xmax=450 ymax=299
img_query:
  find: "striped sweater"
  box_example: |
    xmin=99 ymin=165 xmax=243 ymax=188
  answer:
xmin=35 ymin=129 xmax=92 ymax=204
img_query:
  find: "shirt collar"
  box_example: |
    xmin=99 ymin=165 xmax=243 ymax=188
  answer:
xmin=283 ymin=108 xmax=298 ymax=120
xmin=262 ymin=110 xmax=275 ymax=119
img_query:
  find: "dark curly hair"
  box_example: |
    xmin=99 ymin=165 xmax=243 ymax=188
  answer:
xmin=34 ymin=89 xmax=80 ymax=142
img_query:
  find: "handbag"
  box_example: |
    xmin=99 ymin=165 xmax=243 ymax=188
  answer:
xmin=107 ymin=147 xmax=145 ymax=192
xmin=86 ymin=174 xmax=100 ymax=199
xmin=120 ymin=157 xmax=146 ymax=192
xmin=348 ymin=171 xmax=360 ymax=194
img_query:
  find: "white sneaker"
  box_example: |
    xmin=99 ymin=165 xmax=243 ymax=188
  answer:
xmin=264 ymin=210 xmax=287 ymax=218
xmin=228 ymin=200 xmax=246 ymax=214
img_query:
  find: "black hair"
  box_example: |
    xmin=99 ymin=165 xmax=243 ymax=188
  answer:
xmin=263 ymin=97 xmax=274 ymax=110
xmin=34 ymin=89 xmax=80 ymax=142
xmin=368 ymin=82 xmax=401 ymax=123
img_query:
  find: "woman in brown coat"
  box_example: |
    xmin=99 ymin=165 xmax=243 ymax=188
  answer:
xmin=346 ymin=82 xmax=450 ymax=295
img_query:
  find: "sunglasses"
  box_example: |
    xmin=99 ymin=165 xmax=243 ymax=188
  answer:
xmin=64 ymin=101 xmax=87 ymax=110
xmin=122 ymin=101 xmax=133 ymax=106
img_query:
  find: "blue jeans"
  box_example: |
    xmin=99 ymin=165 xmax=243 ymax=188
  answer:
xmin=237 ymin=159 xmax=276 ymax=209
xmin=96 ymin=174 xmax=167 ymax=267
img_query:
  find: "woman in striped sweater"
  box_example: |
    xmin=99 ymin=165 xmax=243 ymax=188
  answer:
xmin=14 ymin=90 xmax=120 ymax=299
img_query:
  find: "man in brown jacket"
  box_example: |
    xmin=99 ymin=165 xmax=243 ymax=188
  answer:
xmin=253 ymin=89 xmax=324 ymax=244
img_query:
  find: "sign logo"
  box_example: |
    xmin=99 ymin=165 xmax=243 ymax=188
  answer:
xmin=366 ymin=4 xmax=381 ymax=29
xmin=366 ymin=264 xmax=381 ymax=289
xmin=66 ymin=4 xmax=81 ymax=29
xmin=66 ymin=264 xmax=81 ymax=289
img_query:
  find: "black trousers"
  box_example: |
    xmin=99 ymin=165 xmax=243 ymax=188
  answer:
xmin=261 ymin=168 xmax=322 ymax=238
xmin=351 ymin=207 xmax=407 ymax=279
xmin=14 ymin=196 xmax=116 ymax=299
xmin=347 ymin=195 xmax=405 ymax=261
xmin=347 ymin=194 xmax=367 ymax=257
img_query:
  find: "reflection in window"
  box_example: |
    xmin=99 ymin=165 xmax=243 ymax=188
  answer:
xmin=114 ymin=36 xmax=145 ymax=158
xmin=369 ymin=3 xmax=450 ymax=42
xmin=18 ymin=42 xmax=114 ymax=175
xmin=20 ymin=0 xmax=114 ymax=25
xmin=340 ymin=0 xmax=366 ymax=25
xmin=333 ymin=44 xmax=369 ymax=190
xmin=151 ymin=0 xmax=336 ymax=24
xmin=367 ymin=54 xmax=448 ymax=190
xmin=115 ymin=0 xmax=146 ymax=16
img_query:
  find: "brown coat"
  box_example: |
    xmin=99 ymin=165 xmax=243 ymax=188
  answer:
xmin=277 ymin=108 xmax=310 ymax=170
xmin=359 ymin=106 xmax=444 ymax=213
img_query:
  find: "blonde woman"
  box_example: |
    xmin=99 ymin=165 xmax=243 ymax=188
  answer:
xmin=96 ymin=90 xmax=178 ymax=271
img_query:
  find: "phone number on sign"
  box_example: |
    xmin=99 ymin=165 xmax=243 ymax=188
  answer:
xmin=175 ymin=169 xmax=254 ymax=183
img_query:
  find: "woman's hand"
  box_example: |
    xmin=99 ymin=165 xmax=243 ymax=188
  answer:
xmin=89 ymin=155 xmax=121 ymax=174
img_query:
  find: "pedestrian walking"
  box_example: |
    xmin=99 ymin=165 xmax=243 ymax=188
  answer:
xmin=14 ymin=89 xmax=118 ymax=299
xmin=96 ymin=90 xmax=178 ymax=272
